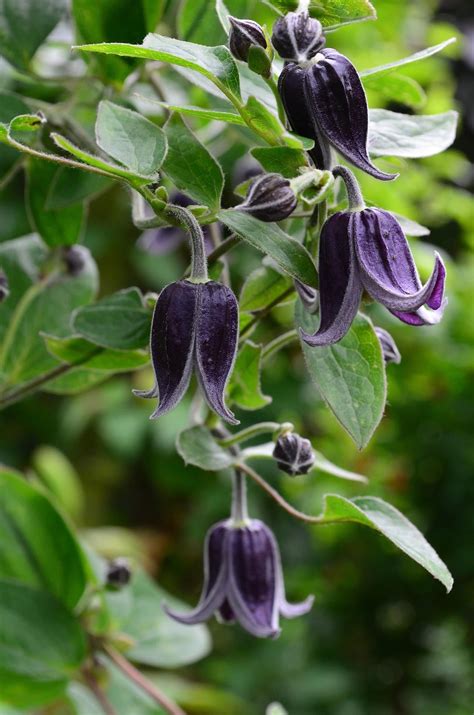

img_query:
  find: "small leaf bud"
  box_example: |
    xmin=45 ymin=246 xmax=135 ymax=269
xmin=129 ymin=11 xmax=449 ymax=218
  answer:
xmin=229 ymin=16 xmax=267 ymax=62
xmin=238 ymin=173 xmax=297 ymax=222
xmin=273 ymin=432 xmax=315 ymax=476
xmin=272 ymin=11 xmax=325 ymax=62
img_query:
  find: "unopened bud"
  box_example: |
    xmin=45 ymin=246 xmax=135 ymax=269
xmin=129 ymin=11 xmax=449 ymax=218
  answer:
xmin=0 ymin=270 xmax=9 ymax=302
xmin=272 ymin=11 xmax=325 ymax=62
xmin=239 ymin=173 xmax=297 ymax=222
xmin=273 ymin=432 xmax=314 ymax=476
xmin=374 ymin=327 xmax=401 ymax=364
xmin=229 ymin=16 xmax=267 ymax=62
xmin=106 ymin=558 xmax=132 ymax=590
xmin=62 ymin=246 xmax=86 ymax=276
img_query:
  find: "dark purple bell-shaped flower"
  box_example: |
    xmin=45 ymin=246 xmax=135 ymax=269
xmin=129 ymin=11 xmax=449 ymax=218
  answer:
xmin=374 ymin=327 xmax=401 ymax=365
xmin=301 ymin=208 xmax=446 ymax=347
xmin=278 ymin=52 xmax=397 ymax=180
xmin=272 ymin=11 xmax=325 ymax=62
xmin=273 ymin=432 xmax=315 ymax=476
xmin=164 ymin=519 xmax=314 ymax=638
xmin=135 ymin=279 xmax=239 ymax=424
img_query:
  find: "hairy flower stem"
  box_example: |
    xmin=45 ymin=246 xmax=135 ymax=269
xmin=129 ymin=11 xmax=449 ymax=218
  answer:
xmin=166 ymin=204 xmax=208 ymax=282
xmin=333 ymin=165 xmax=365 ymax=211
xmin=104 ymin=646 xmax=186 ymax=715
xmin=231 ymin=468 xmax=249 ymax=523
xmin=219 ymin=422 xmax=282 ymax=448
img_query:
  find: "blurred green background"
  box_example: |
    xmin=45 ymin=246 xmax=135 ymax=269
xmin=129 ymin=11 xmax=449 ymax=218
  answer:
xmin=0 ymin=0 xmax=473 ymax=713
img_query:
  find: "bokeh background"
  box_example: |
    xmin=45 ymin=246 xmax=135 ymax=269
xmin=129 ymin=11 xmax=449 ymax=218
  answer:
xmin=0 ymin=0 xmax=473 ymax=713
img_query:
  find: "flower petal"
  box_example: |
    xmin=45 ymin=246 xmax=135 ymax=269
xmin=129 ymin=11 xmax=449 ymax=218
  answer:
xmin=301 ymin=212 xmax=362 ymax=346
xmin=353 ymin=209 xmax=446 ymax=312
xmin=227 ymin=520 xmax=280 ymax=638
xmin=391 ymin=299 xmax=447 ymax=326
xmin=195 ymin=281 xmax=239 ymax=425
xmin=279 ymin=594 xmax=315 ymax=619
xmin=147 ymin=280 xmax=197 ymax=418
xmin=304 ymin=50 xmax=397 ymax=181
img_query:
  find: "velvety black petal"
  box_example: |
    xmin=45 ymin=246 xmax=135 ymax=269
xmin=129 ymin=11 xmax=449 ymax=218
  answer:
xmin=278 ymin=62 xmax=329 ymax=170
xmin=301 ymin=212 xmax=363 ymax=346
xmin=304 ymin=50 xmax=397 ymax=181
xmin=353 ymin=209 xmax=446 ymax=312
xmin=164 ymin=521 xmax=229 ymax=625
xmin=227 ymin=521 xmax=280 ymax=638
xmin=147 ymin=280 xmax=198 ymax=418
xmin=195 ymin=281 xmax=239 ymax=424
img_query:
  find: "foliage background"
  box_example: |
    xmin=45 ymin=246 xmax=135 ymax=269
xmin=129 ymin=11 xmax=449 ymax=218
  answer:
xmin=0 ymin=0 xmax=473 ymax=713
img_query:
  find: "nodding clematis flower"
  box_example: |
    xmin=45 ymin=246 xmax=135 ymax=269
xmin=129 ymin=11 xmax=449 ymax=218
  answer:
xmin=301 ymin=205 xmax=446 ymax=347
xmin=164 ymin=519 xmax=314 ymax=638
xmin=135 ymin=279 xmax=239 ymax=424
xmin=276 ymin=14 xmax=397 ymax=181
xmin=375 ymin=327 xmax=402 ymax=365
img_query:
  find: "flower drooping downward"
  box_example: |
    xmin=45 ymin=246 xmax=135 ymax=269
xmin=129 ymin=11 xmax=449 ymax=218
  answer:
xmin=165 ymin=518 xmax=314 ymax=638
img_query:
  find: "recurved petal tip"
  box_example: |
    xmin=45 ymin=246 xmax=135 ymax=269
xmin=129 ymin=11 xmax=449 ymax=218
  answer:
xmin=279 ymin=593 xmax=315 ymax=619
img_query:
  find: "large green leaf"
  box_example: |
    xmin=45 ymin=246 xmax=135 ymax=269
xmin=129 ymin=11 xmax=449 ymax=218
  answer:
xmin=156 ymin=103 xmax=244 ymax=126
xmin=0 ymin=468 xmax=88 ymax=609
xmin=228 ymin=341 xmax=272 ymax=411
xmin=265 ymin=0 xmax=376 ymax=29
xmin=163 ymin=113 xmax=224 ymax=211
xmin=363 ymin=73 xmax=426 ymax=109
xmin=296 ymin=304 xmax=386 ymax=449
xmin=369 ymin=109 xmax=458 ymax=158
xmin=240 ymin=266 xmax=292 ymax=313
xmin=43 ymin=334 xmax=149 ymax=371
xmin=0 ymin=0 xmax=67 ymax=70
xmin=105 ymin=570 xmax=211 ymax=668
xmin=251 ymin=146 xmax=308 ymax=178
xmin=0 ymin=238 xmax=98 ymax=390
xmin=95 ymin=101 xmax=167 ymax=176
xmin=75 ymin=34 xmax=241 ymax=103
xmin=319 ymin=495 xmax=453 ymax=591
xmin=177 ymin=425 xmax=235 ymax=471
xmin=219 ymin=209 xmax=317 ymax=287
xmin=360 ymin=38 xmax=456 ymax=79
xmin=46 ymin=167 xmax=111 ymax=210
xmin=72 ymin=287 xmax=151 ymax=351
xmin=26 ymin=159 xmax=85 ymax=248
xmin=0 ymin=580 xmax=86 ymax=709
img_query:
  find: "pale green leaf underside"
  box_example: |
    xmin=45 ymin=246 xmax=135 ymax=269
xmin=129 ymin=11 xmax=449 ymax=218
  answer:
xmin=361 ymin=38 xmax=456 ymax=78
xmin=177 ymin=426 xmax=235 ymax=471
xmin=369 ymin=109 xmax=458 ymax=158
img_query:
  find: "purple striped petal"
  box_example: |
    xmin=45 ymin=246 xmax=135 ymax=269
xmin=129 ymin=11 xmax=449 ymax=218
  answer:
xmin=353 ymin=209 xmax=446 ymax=312
xmin=195 ymin=281 xmax=239 ymax=425
xmin=301 ymin=212 xmax=362 ymax=346
xmin=304 ymin=50 xmax=397 ymax=181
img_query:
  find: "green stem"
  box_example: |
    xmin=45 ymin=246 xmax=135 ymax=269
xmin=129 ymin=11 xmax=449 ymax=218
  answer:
xmin=265 ymin=74 xmax=286 ymax=125
xmin=240 ymin=285 xmax=295 ymax=339
xmin=262 ymin=329 xmax=298 ymax=362
xmin=219 ymin=422 xmax=281 ymax=448
xmin=231 ymin=468 xmax=248 ymax=523
xmin=165 ymin=205 xmax=208 ymax=282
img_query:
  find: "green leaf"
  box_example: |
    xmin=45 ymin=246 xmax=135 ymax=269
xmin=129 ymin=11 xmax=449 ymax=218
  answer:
xmin=0 ymin=468 xmax=88 ymax=609
xmin=241 ymin=96 xmax=286 ymax=147
xmin=296 ymin=305 xmax=386 ymax=449
xmin=0 ymin=580 xmax=86 ymax=709
xmin=95 ymin=101 xmax=167 ymax=176
xmin=218 ymin=209 xmax=318 ymax=287
xmin=360 ymin=38 xmax=457 ymax=79
xmin=0 ymin=0 xmax=67 ymax=70
xmin=369 ymin=109 xmax=458 ymax=158
xmin=0 ymin=92 xmax=29 ymax=179
xmin=178 ymin=0 xmax=225 ymax=44
xmin=32 ymin=446 xmax=85 ymax=523
xmin=72 ymin=287 xmax=151 ymax=351
xmin=319 ymin=495 xmax=453 ymax=591
xmin=105 ymin=570 xmax=211 ymax=668
xmin=392 ymin=212 xmax=430 ymax=237
xmin=363 ymin=73 xmax=426 ymax=109
xmin=265 ymin=0 xmax=376 ymax=29
xmin=0 ymin=238 xmax=98 ymax=390
xmin=228 ymin=341 xmax=272 ymax=411
xmin=46 ymin=167 xmax=111 ymax=210
xmin=177 ymin=425 xmax=235 ymax=471
xmin=163 ymin=113 xmax=224 ymax=211
xmin=43 ymin=334 xmax=149 ymax=371
xmin=251 ymin=146 xmax=308 ymax=178
xmin=43 ymin=367 xmax=108 ymax=395
xmin=159 ymin=103 xmax=244 ymax=125
xmin=240 ymin=266 xmax=292 ymax=313
xmin=75 ymin=35 xmax=242 ymax=103
xmin=26 ymin=159 xmax=85 ymax=247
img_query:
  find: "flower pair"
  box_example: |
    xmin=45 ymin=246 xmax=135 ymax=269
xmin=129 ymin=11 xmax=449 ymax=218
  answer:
xmin=165 ymin=518 xmax=314 ymax=638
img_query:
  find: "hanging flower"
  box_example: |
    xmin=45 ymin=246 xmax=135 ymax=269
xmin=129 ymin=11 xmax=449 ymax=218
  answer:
xmin=164 ymin=519 xmax=314 ymax=638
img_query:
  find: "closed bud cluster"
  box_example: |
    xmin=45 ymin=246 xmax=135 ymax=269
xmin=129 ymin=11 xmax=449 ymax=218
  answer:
xmin=229 ymin=16 xmax=267 ymax=62
xmin=272 ymin=11 xmax=325 ymax=62
xmin=238 ymin=173 xmax=297 ymax=222
xmin=0 ymin=269 xmax=9 ymax=303
xmin=273 ymin=432 xmax=315 ymax=476
xmin=106 ymin=558 xmax=132 ymax=590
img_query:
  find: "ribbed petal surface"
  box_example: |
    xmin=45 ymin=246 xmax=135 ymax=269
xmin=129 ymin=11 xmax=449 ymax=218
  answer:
xmin=278 ymin=62 xmax=329 ymax=170
xmin=353 ymin=209 xmax=446 ymax=312
xmin=301 ymin=212 xmax=362 ymax=346
xmin=304 ymin=50 xmax=396 ymax=181
xmin=227 ymin=521 xmax=280 ymax=638
xmin=195 ymin=281 xmax=239 ymax=424
xmin=149 ymin=280 xmax=198 ymax=418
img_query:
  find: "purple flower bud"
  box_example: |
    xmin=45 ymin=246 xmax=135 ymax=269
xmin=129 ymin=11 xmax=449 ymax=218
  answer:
xmin=135 ymin=280 xmax=239 ymax=424
xmin=62 ymin=246 xmax=87 ymax=276
xmin=278 ymin=54 xmax=397 ymax=180
xmin=229 ymin=17 xmax=267 ymax=62
xmin=301 ymin=208 xmax=447 ymax=347
xmin=0 ymin=269 xmax=9 ymax=303
xmin=374 ymin=327 xmax=401 ymax=365
xmin=273 ymin=432 xmax=315 ymax=476
xmin=238 ymin=173 xmax=297 ymax=222
xmin=164 ymin=519 xmax=314 ymax=638
xmin=106 ymin=558 xmax=132 ymax=590
xmin=272 ymin=11 xmax=325 ymax=62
